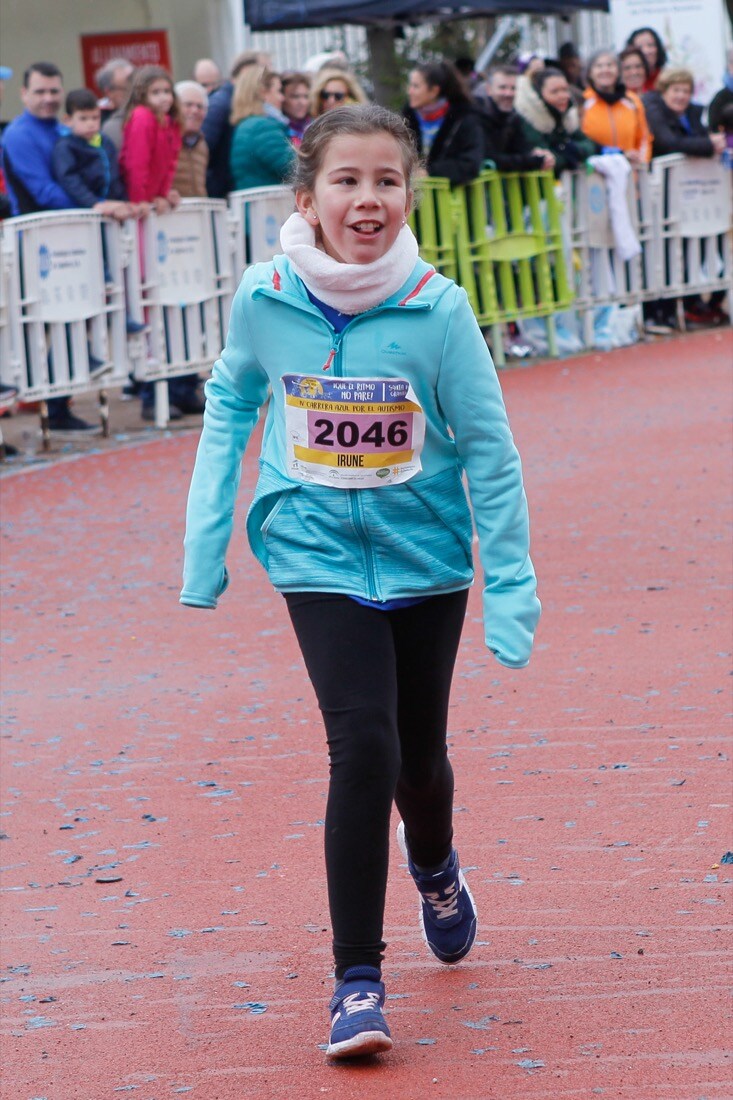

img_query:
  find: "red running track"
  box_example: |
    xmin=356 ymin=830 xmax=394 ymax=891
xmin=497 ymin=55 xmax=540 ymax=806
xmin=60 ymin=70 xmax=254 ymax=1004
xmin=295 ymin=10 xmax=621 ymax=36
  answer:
xmin=1 ymin=329 xmax=731 ymax=1099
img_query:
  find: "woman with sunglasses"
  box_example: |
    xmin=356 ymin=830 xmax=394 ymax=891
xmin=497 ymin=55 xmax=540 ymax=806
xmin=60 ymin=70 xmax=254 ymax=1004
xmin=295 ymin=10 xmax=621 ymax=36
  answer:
xmin=310 ymin=68 xmax=369 ymax=118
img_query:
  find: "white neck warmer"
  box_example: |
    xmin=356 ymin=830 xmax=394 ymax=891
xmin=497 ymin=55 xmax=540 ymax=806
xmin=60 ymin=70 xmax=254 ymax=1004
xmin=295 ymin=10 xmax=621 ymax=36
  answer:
xmin=279 ymin=211 xmax=419 ymax=314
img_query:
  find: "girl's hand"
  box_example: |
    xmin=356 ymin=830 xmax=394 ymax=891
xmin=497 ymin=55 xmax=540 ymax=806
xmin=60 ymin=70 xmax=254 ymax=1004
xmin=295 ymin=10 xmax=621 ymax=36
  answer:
xmin=153 ymin=196 xmax=172 ymax=215
xmin=133 ymin=202 xmax=152 ymax=219
xmin=167 ymin=189 xmax=182 ymax=209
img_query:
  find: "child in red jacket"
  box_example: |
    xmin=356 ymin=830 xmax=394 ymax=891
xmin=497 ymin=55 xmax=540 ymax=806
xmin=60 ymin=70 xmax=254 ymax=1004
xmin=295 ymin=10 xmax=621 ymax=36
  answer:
xmin=120 ymin=68 xmax=203 ymax=420
xmin=120 ymin=65 xmax=182 ymax=210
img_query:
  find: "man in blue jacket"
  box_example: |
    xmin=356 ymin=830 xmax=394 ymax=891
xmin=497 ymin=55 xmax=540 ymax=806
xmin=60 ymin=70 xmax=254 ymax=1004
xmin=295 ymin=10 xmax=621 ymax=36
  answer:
xmin=2 ymin=61 xmax=97 ymax=432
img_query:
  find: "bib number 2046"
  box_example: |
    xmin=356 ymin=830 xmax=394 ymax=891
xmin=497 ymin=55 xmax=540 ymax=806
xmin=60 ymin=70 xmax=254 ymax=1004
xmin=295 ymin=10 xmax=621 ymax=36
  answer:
xmin=312 ymin=418 xmax=408 ymax=449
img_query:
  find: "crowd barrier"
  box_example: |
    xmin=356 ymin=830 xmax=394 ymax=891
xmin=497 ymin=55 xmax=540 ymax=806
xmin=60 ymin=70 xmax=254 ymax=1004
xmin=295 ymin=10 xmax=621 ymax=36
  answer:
xmin=1 ymin=160 xmax=730 ymax=434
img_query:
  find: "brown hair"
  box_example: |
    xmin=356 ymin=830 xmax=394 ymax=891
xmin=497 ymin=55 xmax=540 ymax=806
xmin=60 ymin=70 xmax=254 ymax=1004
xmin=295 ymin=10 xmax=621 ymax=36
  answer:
xmin=123 ymin=65 xmax=180 ymax=125
xmin=655 ymin=67 xmax=694 ymax=93
xmin=309 ymin=68 xmax=369 ymax=118
xmin=289 ymin=104 xmax=419 ymax=197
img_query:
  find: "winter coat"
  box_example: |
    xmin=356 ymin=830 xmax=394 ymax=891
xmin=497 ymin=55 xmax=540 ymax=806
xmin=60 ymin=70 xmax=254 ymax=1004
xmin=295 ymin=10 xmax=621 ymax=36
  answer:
xmin=403 ymin=102 xmax=484 ymax=186
xmin=517 ymin=82 xmax=598 ymax=175
xmin=642 ymin=93 xmax=715 ymax=158
xmin=229 ymin=114 xmax=295 ymax=191
xmin=172 ymin=132 xmax=209 ymax=198
xmin=708 ymin=85 xmax=733 ymax=134
xmin=181 ymin=256 xmax=540 ymax=669
xmin=1 ymin=111 xmax=72 ymax=215
xmin=51 ymin=132 xmax=127 ymax=207
xmin=581 ymin=87 xmax=652 ymax=161
xmin=201 ymin=81 xmax=234 ymax=198
xmin=472 ymin=94 xmax=545 ymax=172
xmin=119 ymin=105 xmax=182 ymax=202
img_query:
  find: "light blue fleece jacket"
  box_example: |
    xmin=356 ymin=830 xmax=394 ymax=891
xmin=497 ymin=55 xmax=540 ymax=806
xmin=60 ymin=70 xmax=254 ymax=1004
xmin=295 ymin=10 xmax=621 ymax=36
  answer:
xmin=181 ymin=255 xmax=540 ymax=668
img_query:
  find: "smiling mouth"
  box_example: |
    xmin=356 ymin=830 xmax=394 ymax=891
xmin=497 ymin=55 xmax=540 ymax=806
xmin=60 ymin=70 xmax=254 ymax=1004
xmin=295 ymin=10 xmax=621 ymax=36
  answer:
xmin=349 ymin=222 xmax=384 ymax=237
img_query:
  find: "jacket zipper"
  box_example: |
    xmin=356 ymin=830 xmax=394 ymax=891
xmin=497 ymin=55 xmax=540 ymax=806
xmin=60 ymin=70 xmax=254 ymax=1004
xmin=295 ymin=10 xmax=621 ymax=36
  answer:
xmin=332 ymin=332 xmax=380 ymax=601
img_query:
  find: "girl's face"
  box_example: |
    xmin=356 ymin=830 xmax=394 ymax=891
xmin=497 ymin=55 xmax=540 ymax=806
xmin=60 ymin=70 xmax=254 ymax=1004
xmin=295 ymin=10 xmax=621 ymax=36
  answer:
xmin=632 ymin=31 xmax=659 ymax=69
xmin=296 ymin=132 xmax=412 ymax=265
xmin=662 ymin=81 xmax=692 ymax=114
xmin=319 ymin=79 xmax=350 ymax=112
xmin=541 ymin=75 xmax=570 ymax=114
xmin=590 ymin=52 xmax=619 ymax=91
xmin=284 ymin=81 xmax=310 ymax=120
xmin=147 ymin=78 xmax=174 ymax=117
xmin=407 ymin=71 xmax=440 ymax=111
xmin=263 ymin=77 xmax=283 ymax=110
xmin=620 ymin=53 xmax=647 ymax=91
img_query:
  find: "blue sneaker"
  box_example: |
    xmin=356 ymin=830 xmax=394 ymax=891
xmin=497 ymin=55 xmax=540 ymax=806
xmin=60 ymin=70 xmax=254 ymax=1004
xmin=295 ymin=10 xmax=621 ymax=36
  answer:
xmin=327 ymin=965 xmax=393 ymax=1059
xmin=397 ymin=820 xmax=477 ymax=964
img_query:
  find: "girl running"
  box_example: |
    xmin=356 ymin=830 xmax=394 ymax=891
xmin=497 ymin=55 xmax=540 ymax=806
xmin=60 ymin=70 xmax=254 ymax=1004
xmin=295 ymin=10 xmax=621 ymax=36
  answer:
xmin=181 ymin=104 xmax=540 ymax=1060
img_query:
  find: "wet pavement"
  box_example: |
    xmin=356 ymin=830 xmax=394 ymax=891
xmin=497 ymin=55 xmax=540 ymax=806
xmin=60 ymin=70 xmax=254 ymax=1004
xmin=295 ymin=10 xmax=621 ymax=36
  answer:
xmin=1 ymin=328 xmax=731 ymax=1099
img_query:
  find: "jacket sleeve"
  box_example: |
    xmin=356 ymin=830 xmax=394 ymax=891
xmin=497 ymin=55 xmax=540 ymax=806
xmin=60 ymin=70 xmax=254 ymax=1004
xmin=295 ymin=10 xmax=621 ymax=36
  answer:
xmin=643 ymin=94 xmax=714 ymax=158
xmin=103 ymin=138 xmax=127 ymax=200
xmin=429 ymin=111 xmax=484 ymax=186
xmin=4 ymin=124 xmax=73 ymax=210
xmin=181 ymin=276 xmax=270 ymax=608
xmin=160 ymin=128 xmax=183 ymax=197
xmin=634 ymin=96 xmax=653 ymax=162
xmin=51 ymin=140 xmax=98 ymax=208
xmin=490 ymin=114 xmax=545 ymax=172
xmin=260 ymin=121 xmax=296 ymax=181
xmin=120 ymin=107 xmax=156 ymax=202
xmin=436 ymin=287 xmax=540 ymax=667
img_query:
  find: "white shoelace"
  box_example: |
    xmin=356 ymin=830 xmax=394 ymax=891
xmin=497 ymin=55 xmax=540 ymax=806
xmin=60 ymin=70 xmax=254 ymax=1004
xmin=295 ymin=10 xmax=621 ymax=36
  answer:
xmin=341 ymin=991 xmax=381 ymax=1016
xmin=424 ymin=882 xmax=459 ymax=920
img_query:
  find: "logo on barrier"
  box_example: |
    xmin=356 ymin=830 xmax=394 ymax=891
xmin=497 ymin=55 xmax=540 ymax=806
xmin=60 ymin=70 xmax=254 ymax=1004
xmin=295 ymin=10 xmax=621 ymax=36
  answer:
xmin=589 ymin=183 xmax=605 ymax=215
xmin=157 ymin=230 xmax=168 ymax=264
xmin=38 ymin=244 xmax=52 ymax=280
xmin=265 ymin=214 xmax=278 ymax=248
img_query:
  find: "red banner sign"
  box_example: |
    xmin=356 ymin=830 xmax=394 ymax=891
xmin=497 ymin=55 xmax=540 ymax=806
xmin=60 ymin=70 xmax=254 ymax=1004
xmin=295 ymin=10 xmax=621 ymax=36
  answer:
xmin=80 ymin=30 xmax=172 ymax=93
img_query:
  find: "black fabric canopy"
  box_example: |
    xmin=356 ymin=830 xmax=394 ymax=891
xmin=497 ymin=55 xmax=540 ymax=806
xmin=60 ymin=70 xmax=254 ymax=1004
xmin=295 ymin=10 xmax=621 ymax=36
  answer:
xmin=246 ymin=0 xmax=609 ymax=31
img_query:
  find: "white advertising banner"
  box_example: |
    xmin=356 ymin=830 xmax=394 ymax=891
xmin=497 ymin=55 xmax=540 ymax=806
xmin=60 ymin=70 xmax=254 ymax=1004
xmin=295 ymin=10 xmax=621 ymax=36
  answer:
xmin=610 ymin=0 xmax=730 ymax=105
xmin=22 ymin=220 xmax=104 ymax=324
xmin=152 ymin=209 xmax=215 ymax=306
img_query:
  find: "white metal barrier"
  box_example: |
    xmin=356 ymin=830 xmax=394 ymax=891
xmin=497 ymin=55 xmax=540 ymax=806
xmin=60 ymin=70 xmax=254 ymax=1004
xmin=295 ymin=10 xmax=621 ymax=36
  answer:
xmin=0 ymin=210 xmax=131 ymax=401
xmin=560 ymin=155 xmax=733 ymax=341
xmin=228 ymin=185 xmax=295 ymax=277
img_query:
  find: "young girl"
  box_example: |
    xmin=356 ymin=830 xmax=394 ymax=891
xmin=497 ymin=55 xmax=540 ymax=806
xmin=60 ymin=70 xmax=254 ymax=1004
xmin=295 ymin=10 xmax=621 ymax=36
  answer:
xmin=119 ymin=65 xmax=182 ymax=213
xmin=181 ymin=105 xmax=540 ymax=1060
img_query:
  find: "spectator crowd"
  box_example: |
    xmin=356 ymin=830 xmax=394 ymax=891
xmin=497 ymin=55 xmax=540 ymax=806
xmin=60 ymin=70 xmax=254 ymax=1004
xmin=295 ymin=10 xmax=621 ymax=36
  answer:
xmin=0 ymin=32 xmax=730 ymax=433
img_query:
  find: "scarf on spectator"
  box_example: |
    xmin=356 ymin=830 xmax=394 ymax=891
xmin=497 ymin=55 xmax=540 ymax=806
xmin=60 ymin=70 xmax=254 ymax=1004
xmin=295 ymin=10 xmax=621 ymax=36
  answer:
xmin=416 ymin=98 xmax=449 ymax=153
xmin=279 ymin=211 xmax=419 ymax=314
xmin=588 ymin=78 xmax=627 ymax=106
xmin=264 ymin=101 xmax=289 ymax=127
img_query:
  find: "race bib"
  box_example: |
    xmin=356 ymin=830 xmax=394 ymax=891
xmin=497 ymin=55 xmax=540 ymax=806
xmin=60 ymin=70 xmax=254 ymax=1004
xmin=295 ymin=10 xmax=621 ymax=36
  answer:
xmin=282 ymin=374 xmax=425 ymax=488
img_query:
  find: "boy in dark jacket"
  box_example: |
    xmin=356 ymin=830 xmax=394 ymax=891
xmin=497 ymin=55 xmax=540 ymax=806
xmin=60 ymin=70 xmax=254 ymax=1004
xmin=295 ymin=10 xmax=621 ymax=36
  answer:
xmin=52 ymin=88 xmax=131 ymax=217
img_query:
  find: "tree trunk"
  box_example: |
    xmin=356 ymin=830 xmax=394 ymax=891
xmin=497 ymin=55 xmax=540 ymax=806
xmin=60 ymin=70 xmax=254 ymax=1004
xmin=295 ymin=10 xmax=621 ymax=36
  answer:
xmin=366 ymin=23 xmax=402 ymax=109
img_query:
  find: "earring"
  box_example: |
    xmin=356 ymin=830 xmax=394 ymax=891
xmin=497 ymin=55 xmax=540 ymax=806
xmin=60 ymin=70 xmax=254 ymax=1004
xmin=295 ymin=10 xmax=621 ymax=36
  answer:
xmin=311 ymin=211 xmax=318 ymax=221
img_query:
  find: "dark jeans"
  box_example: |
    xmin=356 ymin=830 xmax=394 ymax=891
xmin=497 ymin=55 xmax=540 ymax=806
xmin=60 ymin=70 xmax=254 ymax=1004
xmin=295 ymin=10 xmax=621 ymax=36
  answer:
xmin=284 ymin=588 xmax=469 ymax=978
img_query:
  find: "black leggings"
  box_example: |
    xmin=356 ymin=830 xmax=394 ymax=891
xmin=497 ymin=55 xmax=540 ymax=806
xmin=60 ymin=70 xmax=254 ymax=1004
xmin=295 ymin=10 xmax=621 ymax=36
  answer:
xmin=284 ymin=588 xmax=469 ymax=978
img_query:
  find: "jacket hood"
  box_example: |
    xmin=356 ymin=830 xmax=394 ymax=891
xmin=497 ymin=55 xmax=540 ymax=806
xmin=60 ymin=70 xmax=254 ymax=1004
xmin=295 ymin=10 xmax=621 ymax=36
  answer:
xmin=517 ymin=80 xmax=580 ymax=134
xmin=251 ymin=254 xmax=456 ymax=313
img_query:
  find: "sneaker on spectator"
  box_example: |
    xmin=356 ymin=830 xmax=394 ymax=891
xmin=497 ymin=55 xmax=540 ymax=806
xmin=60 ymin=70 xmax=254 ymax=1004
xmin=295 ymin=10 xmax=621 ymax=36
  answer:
xmin=125 ymin=316 xmax=148 ymax=335
xmin=141 ymin=404 xmax=183 ymax=422
xmin=644 ymin=318 xmax=675 ymax=336
xmin=327 ymin=966 xmax=392 ymax=1059
xmin=397 ymin=820 xmax=477 ymax=965
xmin=47 ymin=411 xmax=99 ymax=433
xmin=684 ymin=305 xmax=718 ymax=327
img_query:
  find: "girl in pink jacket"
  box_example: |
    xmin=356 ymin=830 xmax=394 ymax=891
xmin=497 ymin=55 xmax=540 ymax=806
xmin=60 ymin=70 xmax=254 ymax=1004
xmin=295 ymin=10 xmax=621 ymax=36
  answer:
xmin=120 ymin=65 xmax=182 ymax=211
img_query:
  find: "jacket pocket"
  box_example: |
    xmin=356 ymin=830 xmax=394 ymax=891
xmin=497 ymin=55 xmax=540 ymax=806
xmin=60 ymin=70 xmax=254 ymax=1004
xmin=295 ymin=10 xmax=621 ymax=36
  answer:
xmin=404 ymin=466 xmax=474 ymax=569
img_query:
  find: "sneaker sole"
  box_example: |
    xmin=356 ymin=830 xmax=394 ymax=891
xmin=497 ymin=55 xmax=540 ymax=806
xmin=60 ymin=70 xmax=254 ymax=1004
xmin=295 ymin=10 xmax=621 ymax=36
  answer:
xmin=327 ymin=1031 xmax=393 ymax=1059
xmin=396 ymin=821 xmax=478 ymax=965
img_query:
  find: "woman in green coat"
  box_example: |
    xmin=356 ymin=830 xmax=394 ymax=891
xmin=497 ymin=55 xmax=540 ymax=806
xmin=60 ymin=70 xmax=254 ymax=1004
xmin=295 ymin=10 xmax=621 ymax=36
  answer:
xmin=516 ymin=67 xmax=597 ymax=176
xmin=230 ymin=64 xmax=295 ymax=190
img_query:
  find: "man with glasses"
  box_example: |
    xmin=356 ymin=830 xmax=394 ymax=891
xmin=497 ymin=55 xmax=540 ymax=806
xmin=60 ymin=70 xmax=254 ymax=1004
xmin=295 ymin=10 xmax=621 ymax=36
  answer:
xmin=97 ymin=58 xmax=134 ymax=150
